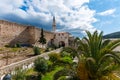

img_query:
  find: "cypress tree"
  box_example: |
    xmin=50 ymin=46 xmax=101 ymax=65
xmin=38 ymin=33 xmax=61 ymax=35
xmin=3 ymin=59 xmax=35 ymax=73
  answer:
xmin=39 ymin=28 xmax=46 ymax=46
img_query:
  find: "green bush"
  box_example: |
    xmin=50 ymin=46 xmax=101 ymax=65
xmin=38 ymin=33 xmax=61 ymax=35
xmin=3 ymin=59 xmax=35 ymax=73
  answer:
xmin=34 ymin=57 xmax=48 ymax=80
xmin=4 ymin=44 xmax=10 ymax=47
xmin=60 ymin=56 xmax=73 ymax=64
xmin=61 ymin=47 xmax=77 ymax=59
xmin=49 ymin=53 xmax=61 ymax=63
xmin=34 ymin=57 xmax=48 ymax=74
xmin=15 ymin=43 xmax=21 ymax=48
xmin=58 ymin=76 xmax=66 ymax=80
xmin=33 ymin=47 xmax=41 ymax=55
xmin=26 ymin=75 xmax=38 ymax=80
xmin=48 ymin=44 xmax=57 ymax=50
xmin=60 ymin=51 xmax=70 ymax=57
xmin=12 ymin=69 xmax=26 ymax=80
xmin=45 ymin=47 xmax=49 ymax=52
xmin=47 ymin=60 xmax=54 ymax=72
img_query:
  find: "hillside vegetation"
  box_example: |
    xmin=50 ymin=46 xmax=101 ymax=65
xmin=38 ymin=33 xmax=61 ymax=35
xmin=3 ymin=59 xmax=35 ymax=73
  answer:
xmin=103 ymin=31 xmax=120 ymax=39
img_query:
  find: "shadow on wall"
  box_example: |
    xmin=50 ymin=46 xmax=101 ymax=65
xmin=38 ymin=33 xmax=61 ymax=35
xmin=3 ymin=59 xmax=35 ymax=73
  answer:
xmin=9 ymin=27 xmax=35 ymax=47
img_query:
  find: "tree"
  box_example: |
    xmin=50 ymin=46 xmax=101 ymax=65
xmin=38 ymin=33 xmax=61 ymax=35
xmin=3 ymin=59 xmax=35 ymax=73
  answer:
xmin=34 ymin=57 xmax=48 ymax=80
xmin=77 ymin=31 xmax=120 ymax=80
xmin=39 ymin=28 xmax=46 ymax=47
xmin=54 ymin=31 xmax=120 ymax=80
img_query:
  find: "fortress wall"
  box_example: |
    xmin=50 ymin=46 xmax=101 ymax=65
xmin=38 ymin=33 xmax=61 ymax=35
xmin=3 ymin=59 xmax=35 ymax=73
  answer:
xmin=28 ymin=26 xmax=37 ymax=44
xmin=0 ymin=20 xmax=54 ymax=47
xmin=34 ymin=27 xmax=41 ymax=42
xmin=0 ymin=20 xmax=26 ymax=37
xmin=33 ymin=28 xmax=54 ymax=45
xmin=44 ymin=31 xmax=54 ymax=44
xmin=0 ymin=20 xmax=36 ymax=46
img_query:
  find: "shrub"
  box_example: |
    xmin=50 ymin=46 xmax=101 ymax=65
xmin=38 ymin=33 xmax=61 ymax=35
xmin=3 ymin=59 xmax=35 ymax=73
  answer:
xmin=45 ymin=47 xmax=49 ymax=52
xmin=15 ymin=43 xmax=21 ymax=48
xmin=4 ymin=44 xmax=10 ymax=47
xmin=49 ymin=44 xmax=57 ymax=49
xmin=60 ymin=51 xmax=70 ymax=57
xmin=61 ymin=47 xmax=77 ymax=59
xmin=60 ymin=56 xmax=73 ymax=64
xmin=34 ymin=57 xmax=48 ymax=74
xmin=58 ymin=76 xmax=66 ymax=80
xmin=47 ymin=60 xmax=54 ymax=72
xmin=49 ymin=53 xmax=61 ymax=63
xmin=26 ymin=75 xmax=38 ymax=80
xmin=33 ymin=47 xmax=41 ymax=55
xmin=12 ymin=69 xmax=26 ymax=80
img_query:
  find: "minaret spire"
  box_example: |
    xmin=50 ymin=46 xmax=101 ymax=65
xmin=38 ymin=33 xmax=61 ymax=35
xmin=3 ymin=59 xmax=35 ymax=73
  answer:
xmin=52 ymin=16 xmax=56 ymax=32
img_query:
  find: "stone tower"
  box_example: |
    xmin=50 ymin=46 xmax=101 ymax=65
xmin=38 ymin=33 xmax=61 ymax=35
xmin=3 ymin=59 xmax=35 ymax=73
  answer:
xmin=52 ymin=16 xmax=56 ymax=32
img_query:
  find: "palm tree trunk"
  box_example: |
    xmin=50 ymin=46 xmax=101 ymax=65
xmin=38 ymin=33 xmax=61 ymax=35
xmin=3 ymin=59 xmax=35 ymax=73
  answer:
xmin=77 ymin=61 xmax=89 ymax=80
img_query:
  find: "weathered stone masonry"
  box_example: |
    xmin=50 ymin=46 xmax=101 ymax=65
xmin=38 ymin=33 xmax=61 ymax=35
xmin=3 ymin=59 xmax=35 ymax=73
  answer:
xmin=0 ymin=20 xmax=54 ymax=46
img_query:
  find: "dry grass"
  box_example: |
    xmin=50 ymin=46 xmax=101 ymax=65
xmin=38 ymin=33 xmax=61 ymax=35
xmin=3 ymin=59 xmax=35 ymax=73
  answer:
xmin=0 ymin=47 xmax=34 ymax=67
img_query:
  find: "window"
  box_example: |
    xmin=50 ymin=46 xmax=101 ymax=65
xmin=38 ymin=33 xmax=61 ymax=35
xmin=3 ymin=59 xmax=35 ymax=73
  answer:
xmin=65 ymin=37 xmax=67 ymax=39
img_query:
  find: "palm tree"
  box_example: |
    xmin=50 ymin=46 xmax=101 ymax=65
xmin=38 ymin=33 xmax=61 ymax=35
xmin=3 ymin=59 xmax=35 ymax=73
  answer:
xmin=53 ymin=62 xmax=79 ymax=80
xmin=77 ymin=31 xmax=120 ymax=80
xmin=54 ymin=31 xmax=120 ymax=80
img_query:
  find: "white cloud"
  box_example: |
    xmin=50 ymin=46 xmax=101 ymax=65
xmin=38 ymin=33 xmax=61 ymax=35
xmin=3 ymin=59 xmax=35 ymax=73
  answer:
xmin=0 ymin=0 xmax=98 ymax=36
xmin=98 ymin=8 xmax=116 ymax=16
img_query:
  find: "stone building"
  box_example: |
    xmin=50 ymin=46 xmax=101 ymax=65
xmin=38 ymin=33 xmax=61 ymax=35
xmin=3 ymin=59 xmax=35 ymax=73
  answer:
xmin=0 ymin=17 xmax=74 ymax=47
xmin=51 ymin=16 xmax=74 ymax=47
xmin=53 ymin=32 xmax=70 ymax=47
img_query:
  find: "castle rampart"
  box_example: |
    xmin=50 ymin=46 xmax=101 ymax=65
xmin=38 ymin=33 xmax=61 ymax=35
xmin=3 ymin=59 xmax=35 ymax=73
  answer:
xmin=0 ymin=20 xmax=54 ymax=47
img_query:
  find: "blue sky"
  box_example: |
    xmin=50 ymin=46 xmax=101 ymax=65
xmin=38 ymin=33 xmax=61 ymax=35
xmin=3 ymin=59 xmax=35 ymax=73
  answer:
xmin=88 ymin=0 xmax=120 ymax=35
xmin=0 ymin=0 xmax=120 ymax=37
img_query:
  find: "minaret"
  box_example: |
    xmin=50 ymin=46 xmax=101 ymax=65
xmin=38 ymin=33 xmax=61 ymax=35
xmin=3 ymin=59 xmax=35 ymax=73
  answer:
xmin=52 ymin=16 xmax=56 ymax=32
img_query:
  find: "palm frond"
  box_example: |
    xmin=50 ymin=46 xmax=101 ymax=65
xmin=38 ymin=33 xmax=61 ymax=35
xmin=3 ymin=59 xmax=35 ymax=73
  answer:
xmin=98 ymin=53 xmax=120 ymax=66
xmin=53 ymin=69 xmax=75 ymax=80
xmin=105 ymin=40 xmax=120 ymax=50
xmin=101 ymin=39 xmax=111 ymax=49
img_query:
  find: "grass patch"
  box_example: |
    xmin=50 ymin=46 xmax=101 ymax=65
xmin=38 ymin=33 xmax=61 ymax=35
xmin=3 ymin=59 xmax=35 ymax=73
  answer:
xmin=42 ymin=66 xmax=63 ymax=80
xmin=25 ymin=68 xmax=37 ymax=76
xmin=20 ymin=66 xmax=63 ymax=80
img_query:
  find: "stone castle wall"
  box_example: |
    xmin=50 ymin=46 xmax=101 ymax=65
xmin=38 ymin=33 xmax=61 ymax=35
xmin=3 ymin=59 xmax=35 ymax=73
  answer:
xmin=33 ymin=27 xmax=54 ymax=46
xmin=0 ymin=20 xmax=54 ymax=46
